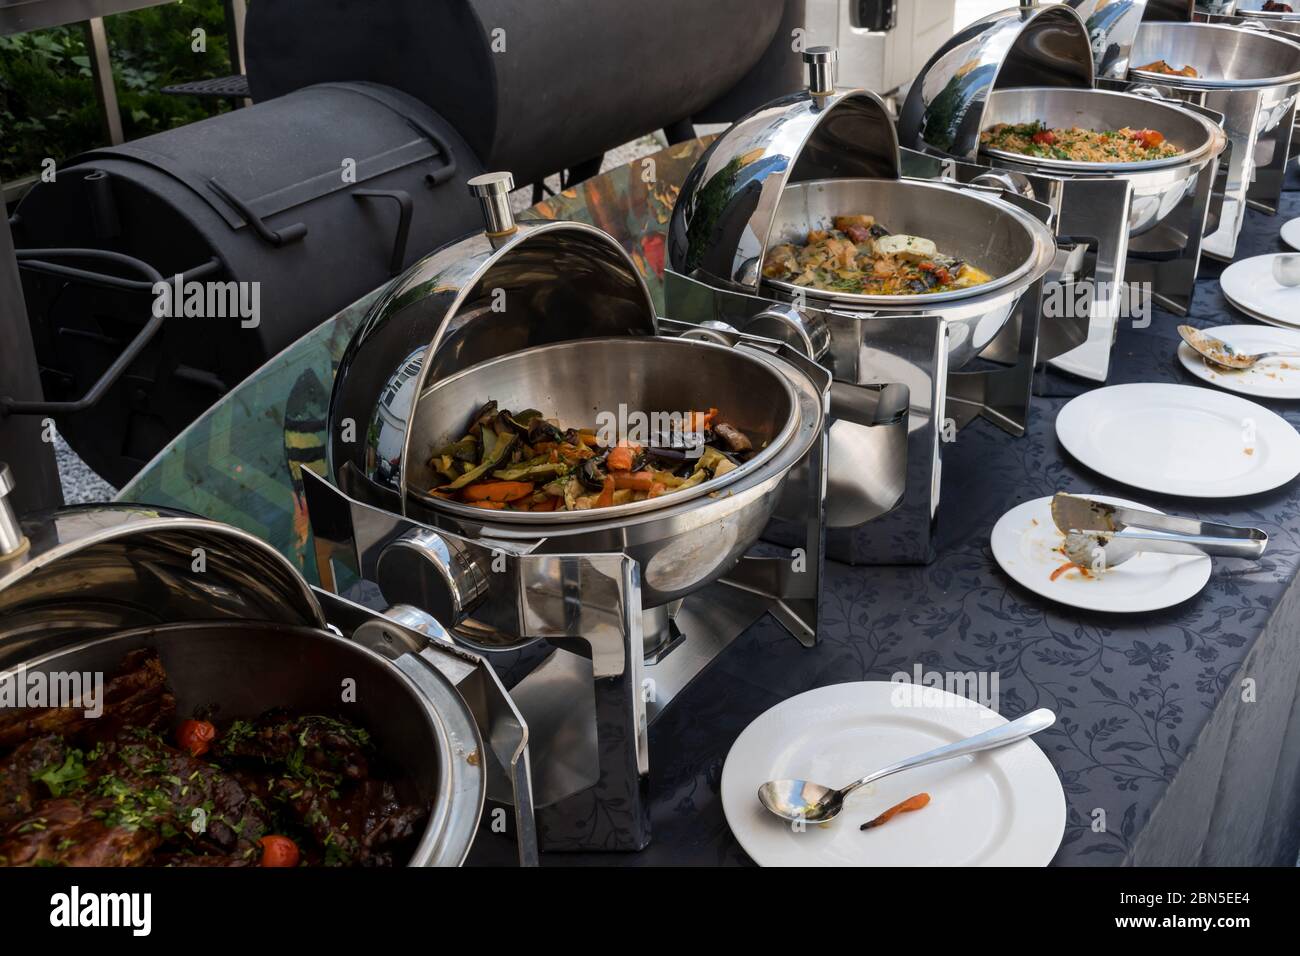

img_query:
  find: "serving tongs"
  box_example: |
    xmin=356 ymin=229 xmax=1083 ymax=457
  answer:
xmin=1050 ymin=494 xmax=1268 ymax=570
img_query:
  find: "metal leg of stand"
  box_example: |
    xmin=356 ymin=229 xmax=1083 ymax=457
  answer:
xmin=949 ymin=278 xmax=1045 ymax=436
xmin=824 ymin=314 xmax=947 ymax=565
xmin=509 ymin=553 xmax=651 ymax=851
xmin=1046 ymin=177 xmax=1133 ymax=383
xmin=1202 ymin=88 xmax=1264 ymax=261
xmin=1128 ymin=151 xmax=1219 ymax=317
xmin=1246 ymin=97 xmax=1298 ymax=215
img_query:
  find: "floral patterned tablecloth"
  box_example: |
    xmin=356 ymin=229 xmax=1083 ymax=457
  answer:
xmin=124 ymin=143 xmax=1300 ymax=867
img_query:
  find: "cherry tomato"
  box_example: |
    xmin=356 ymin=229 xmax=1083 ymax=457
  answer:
xmin=176 ymin=719 xmax=216 ymax=757
xmin=1031 ymin=130 xmax=1056 ymax=145
xmin=259 ymin=835 xmax=301 ymax=868
xmin=1130 ymin=128 xmax=1164 ymax=148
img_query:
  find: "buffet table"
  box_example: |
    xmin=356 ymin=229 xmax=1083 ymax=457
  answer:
xmin=120 ymin=141 xmax=1300 ymax=867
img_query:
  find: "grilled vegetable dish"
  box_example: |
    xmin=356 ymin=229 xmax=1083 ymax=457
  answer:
xmin=0 ymin=650 xmax=427 ymax=867
xmin=981 ymin=121 xmax=1183 ymax=162
xmin=761 ymin=215 xmax=992 ymax=296
xmin=428 ymin=400 xmax=758 ymax=511
xmin=1134 ymin=59 xmax=1199 ymax=78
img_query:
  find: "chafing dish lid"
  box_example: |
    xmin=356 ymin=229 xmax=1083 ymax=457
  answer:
xmin=1066 ymin=0 xmax=1152 ymax=78
xmin=899 ymin=3 xmax=1095 ymax=160
xmin=668 ymin=47 xmax=901 ymax=292
xmin=328 ymin=175 xmax=658 ymax=510
xmin=0 ymin=504 xmax=325 ymax=667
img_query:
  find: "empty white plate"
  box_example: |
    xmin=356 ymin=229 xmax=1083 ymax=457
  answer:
xmin=721 ymin=682 xmax=1065 ymax=866
xmin=1056 ymin=383 xmax=1300 ymax=497
xmin=1282 ymin=217 xmax=1300 ymax=253
xmin=990 ymin=494 xmax=1211 ymax=612
xmin=1178 ymin=324 xmax=1300 ymax=400
xmin=1220 ymin=254 xmax=1300 ymax=328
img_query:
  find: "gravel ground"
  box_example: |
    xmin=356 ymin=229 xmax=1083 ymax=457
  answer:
xmin=52 ymin=135 xmax=672 ymax=503
xmin=54 ymin=431 xmax=117 ymax=503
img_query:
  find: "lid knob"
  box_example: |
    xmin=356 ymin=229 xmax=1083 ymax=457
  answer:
xmin=803 ymin=46 xmax=837 ymax=96
xmin=468 ymin=171 xmax=518 ymax=245
xmin=0 ymin=463 xmax=30 ymax=560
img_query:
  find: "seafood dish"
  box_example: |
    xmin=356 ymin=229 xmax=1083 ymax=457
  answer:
xmin=760 ymin=214 xmax=992 ymax=296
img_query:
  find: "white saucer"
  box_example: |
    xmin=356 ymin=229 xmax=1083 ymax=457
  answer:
xmin=721 ymin=682 xmax=1065 ymax=867
xmin=990 ymin=494 xmax=1211 ymax=612
xmin=1178 ymin=324 xmax=1300 ymax=400
xmin=1220 ymin=254 xmax=1300 ymax=328
xmin=1056 ymin=383 xmax=1300 ymax=498
xmin=1281 ymin=217 xmax=1300 ymax=253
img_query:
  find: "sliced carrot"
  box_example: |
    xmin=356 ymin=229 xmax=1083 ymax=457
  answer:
xmin=860 ymin=792 xmax=930 ymax=831
xmin=1050 ymin=561 xmax=1083 ymax=582
xmin=559 ymin=442 xmax=594 ymax=464
xmin=467 ymin=500 xmax=507 ymax=510
xmin=530 ymin=496 xmax=559 ymax=512
xmin=613 ymin=471 xmax=655 ymax=492
xmin=606 ymin=443 xmax=639 ymax=472
xmin=596 ymin=476 xmax=615 ymax=509
xmin=648 ymin=481 xmax=667 ymax=499
xmin=462 ymin=481 xmax=534 ymax=503
xmin=687 ymin=408 xmax=718 ymax=432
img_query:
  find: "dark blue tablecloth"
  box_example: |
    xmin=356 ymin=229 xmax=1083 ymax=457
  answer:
xmin=472 ymin=184 xmax=1300 ymax=868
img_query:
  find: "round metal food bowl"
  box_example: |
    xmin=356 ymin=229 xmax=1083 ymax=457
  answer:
xmin=1131 ymin=21 xmax=1300 ymax=132
xmin=1233 ymin=1 xmax=1300 ymax=39
xmin=760 ymin=177 xmax=1058 ymax=368
xmin=978 ymin=87 xmax=1227 ymax=235
xmin=401 ymin=336 xmax=824 ymax=607
xmin=7 ymin=621 xmax=484 ymax=867
xmin=0 ymin=504 xmax=486 ymax=867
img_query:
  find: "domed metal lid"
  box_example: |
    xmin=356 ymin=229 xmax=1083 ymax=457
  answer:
xmin=667 ymin=47 xmax=902 ymax=293
xmin=899 ymin=3 xmax=1094 ymax=161
xmin=1066 ymin=0 xmax=1153 ymax=79
xmin=327 ymin=172 xmax=658 ymax=513
xmin=0 ymin=499 xmax=325 ymax=667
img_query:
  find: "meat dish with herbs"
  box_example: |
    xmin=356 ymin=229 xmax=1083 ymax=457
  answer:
xmin=0 ymin=649 xmax=426 ymax=867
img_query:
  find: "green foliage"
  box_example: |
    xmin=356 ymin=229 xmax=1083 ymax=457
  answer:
xmin=0 ymin=0 xmax=236 ymax=183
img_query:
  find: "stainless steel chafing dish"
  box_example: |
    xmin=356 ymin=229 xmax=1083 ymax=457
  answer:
xmin=0 ymin=464 xmax=536 ymax=866
xmin=667 ymin=47 xmax=1058 ymax=565
xmin=901 ymin=2 xmax=1226 ymax=383
xmin=1126 ymin=18 xmax=1300 ymax=257
xmin=308 ymin=173 xmax=832 ymax=852
xmin=1199 ymin=1 xmax=1300 ymax=40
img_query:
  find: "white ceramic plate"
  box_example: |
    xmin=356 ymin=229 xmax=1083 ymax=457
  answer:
xmin=721 ymin=682 xmax=1065 ymax=867
xmin=1282 ymin=217 xmax=1300 ymax=253
xmin=1178 ymin=324 xmax=1300 ymax=400
xmin=1220 ymin=254 xmax=1300 ymax=327
xmin=990 ymin=494 xmax=1211 ymax=613
xmin=1056 ymin=383 xmax=1300 ymax=497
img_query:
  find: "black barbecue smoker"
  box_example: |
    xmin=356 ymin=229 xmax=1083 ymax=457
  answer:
xmin=1 ymin=0 xmax=805 ymax=493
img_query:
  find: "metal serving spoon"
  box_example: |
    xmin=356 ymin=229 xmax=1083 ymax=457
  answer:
xmin=757 ymin=708 xmax=1056 ymax=825
xmin=1177 ymin=324 xmax=1300 ymax=371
